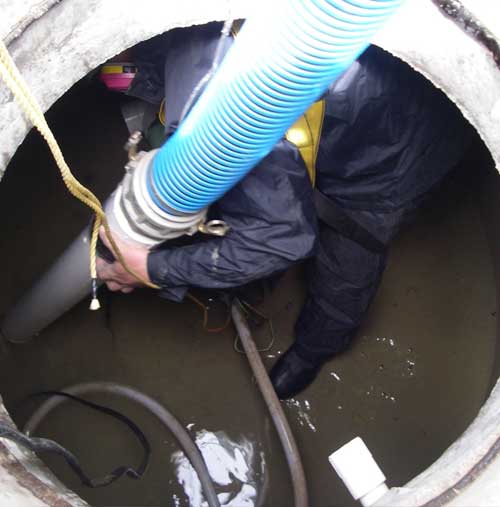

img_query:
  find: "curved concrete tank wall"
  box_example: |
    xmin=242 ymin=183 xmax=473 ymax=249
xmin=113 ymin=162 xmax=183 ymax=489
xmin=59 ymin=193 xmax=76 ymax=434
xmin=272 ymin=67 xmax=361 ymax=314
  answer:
xmin=0 ymin=1 xmax=499 ymax=505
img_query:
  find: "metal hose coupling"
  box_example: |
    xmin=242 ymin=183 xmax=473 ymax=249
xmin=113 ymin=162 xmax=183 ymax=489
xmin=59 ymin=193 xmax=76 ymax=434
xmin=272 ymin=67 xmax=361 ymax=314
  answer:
xmin=105 ymin=132 xmax=229 ymax=247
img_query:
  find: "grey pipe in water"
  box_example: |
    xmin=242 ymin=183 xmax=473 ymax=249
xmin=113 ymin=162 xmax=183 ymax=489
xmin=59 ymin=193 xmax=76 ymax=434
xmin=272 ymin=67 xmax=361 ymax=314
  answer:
xmin=231 ymin=300 xmax=309 ymax=507
xmin=1 ymin=227 xmax=93 ymax=343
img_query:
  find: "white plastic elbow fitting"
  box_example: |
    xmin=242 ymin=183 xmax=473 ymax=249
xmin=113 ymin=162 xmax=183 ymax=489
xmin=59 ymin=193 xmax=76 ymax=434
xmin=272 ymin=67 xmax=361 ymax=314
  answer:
xmin=329 ymin=436 xmax=389 ymax=507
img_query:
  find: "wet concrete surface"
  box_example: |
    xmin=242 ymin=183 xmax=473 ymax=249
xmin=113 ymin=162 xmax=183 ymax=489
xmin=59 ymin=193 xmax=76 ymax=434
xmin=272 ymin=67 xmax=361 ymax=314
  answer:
xmin=0 ymin=82 xmax=497 ymax=507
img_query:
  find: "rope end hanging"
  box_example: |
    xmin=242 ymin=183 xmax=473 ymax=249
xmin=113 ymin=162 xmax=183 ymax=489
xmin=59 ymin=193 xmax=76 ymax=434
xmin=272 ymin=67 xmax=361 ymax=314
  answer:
xmin=89 ymin=278 xmax=100 ymax=311
xmin=1 ymin=40 xmax=159 ymax=313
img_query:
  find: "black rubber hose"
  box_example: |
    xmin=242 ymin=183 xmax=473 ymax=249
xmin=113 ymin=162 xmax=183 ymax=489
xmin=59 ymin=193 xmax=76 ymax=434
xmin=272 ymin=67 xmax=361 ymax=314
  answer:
xmin=0 ymin=420 xmax=147 ymax=488
xmin=23 ymin=382 xmax=220 ymax=507
xmin=231 ymin=300 xmax=308 ymax=507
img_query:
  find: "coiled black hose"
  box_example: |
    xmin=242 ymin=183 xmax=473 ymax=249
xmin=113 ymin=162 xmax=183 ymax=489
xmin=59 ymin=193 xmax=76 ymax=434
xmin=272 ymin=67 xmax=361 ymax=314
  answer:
xmin=23 ymin=382 xmax=220 ymax=507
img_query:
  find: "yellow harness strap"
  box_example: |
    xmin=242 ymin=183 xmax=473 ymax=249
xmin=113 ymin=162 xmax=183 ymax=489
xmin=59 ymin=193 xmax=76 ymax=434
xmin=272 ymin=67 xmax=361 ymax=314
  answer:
xmin=285 ymin=100 xmax=325 ymax=187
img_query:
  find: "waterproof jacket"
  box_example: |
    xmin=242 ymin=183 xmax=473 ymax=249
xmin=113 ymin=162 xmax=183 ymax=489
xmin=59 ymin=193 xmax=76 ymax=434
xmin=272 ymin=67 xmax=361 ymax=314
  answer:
xmin=128 ymin=24 xmax=471 ymax=302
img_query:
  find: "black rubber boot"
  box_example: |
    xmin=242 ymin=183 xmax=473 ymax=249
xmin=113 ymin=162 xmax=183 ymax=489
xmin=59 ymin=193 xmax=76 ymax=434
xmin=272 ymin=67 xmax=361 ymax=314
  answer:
xmin=269 ymin=345 xmax=323 ymax=400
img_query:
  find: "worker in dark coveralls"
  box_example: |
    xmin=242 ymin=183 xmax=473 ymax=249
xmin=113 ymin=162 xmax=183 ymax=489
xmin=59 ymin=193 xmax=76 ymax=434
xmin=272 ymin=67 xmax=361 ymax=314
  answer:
xmin=97 ymin=24 xmax=472 ymax=399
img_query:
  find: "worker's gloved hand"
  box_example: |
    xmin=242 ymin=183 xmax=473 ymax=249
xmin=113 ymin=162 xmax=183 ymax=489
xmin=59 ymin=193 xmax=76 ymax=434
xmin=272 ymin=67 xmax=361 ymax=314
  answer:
xmin=96 ymin=228 xmax=151 ymax=293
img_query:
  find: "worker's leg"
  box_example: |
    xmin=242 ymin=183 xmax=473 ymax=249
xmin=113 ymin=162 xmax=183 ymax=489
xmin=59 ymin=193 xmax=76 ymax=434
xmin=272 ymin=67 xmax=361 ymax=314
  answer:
xmin=295 ymin=227 xmax=386 ymax=362
xmin=270 ymin=225 xmax=386 ymax=398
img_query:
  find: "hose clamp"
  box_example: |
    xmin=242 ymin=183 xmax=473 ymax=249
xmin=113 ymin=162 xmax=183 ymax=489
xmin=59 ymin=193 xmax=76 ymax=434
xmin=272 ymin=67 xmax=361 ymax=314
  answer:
xmin=117 ymin=132 xmax=230 ymax=242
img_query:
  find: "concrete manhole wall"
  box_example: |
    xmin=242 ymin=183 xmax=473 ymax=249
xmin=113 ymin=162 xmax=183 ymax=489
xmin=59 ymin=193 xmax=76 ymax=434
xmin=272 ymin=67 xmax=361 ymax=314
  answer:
xmin=0 ymin=1 xmax=499 ymax=506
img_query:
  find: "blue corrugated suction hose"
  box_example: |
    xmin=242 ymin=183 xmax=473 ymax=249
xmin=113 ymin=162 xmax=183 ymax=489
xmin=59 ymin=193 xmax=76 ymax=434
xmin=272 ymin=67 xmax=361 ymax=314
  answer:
xmin=150 ymin=0 xmax=405 ymax=214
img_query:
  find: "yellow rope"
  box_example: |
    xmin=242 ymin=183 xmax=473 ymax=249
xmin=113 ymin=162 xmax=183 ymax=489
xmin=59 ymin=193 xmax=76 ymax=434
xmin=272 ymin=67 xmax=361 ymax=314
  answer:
xmin=0 ymin=40 xmax=159 ymax=306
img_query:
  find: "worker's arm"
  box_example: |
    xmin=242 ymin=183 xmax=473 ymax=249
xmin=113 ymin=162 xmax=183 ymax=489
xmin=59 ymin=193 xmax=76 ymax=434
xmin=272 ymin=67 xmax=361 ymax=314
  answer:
xmin=97 ymin=141 xmax=318 ymax=298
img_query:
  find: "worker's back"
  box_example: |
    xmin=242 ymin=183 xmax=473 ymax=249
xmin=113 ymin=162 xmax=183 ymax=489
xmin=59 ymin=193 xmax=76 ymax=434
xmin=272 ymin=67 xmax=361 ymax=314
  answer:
xmin=316 ymin=45 xmax=473 ymax=214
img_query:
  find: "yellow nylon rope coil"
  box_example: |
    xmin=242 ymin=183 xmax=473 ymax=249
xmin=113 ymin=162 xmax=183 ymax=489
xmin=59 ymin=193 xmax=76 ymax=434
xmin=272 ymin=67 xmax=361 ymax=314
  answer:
xmin=0 ymin=40 xmax=159 ymax=308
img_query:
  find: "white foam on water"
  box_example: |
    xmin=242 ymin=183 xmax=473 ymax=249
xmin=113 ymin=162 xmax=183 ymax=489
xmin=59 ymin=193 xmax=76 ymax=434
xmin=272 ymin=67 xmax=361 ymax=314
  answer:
xmin=172 ymin=430 xmax=261 ymax=506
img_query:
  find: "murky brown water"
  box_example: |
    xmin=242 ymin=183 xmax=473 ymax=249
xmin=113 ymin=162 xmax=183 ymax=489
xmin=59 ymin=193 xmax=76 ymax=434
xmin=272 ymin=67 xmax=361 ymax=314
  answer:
xmin=0 ymin=82 xmax=497 ymax=507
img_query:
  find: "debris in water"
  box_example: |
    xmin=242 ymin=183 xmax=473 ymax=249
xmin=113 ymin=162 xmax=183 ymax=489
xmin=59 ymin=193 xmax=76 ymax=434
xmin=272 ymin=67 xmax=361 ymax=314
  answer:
xmin=401 ymin=356 xmax=416 ymax=377
xmin=379 ymin=390 xmax=397 ymax=403
xmin=330 ymin=371 xmax=341 ymax=381
xmin=285 ymin=398 xmax=317 ymax=432
xmin=374 ymin=336 xmax=395 ymax=347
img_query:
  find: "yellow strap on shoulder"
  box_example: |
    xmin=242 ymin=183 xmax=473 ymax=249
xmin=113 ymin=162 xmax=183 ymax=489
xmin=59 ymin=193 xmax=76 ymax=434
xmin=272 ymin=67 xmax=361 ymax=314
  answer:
xmin=285 ymin=99 xmax=325 ymax=187
xmin=158 ymin=98 xmax=166 ymax=126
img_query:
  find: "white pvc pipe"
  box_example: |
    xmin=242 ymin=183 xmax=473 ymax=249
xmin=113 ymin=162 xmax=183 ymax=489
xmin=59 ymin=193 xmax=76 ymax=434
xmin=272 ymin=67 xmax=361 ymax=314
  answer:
xmin=329 ymin=437 xmax=389 ymax=507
